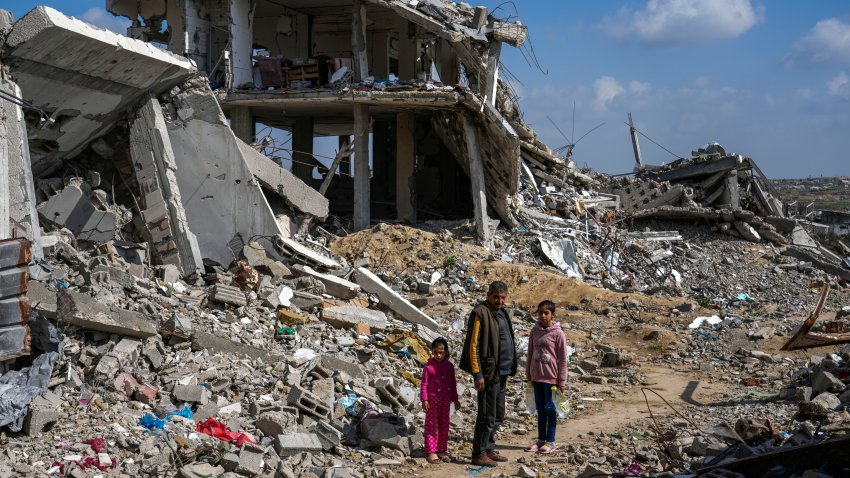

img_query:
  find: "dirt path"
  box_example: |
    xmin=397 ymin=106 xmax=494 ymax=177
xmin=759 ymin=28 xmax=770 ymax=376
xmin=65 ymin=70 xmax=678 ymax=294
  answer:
xmin=396 ymin=365 xmax=730 ymax=477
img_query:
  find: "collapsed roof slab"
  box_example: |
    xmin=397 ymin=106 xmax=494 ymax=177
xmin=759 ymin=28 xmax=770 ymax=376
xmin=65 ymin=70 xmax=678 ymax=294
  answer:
xmin=3 ymin=6 xmax=196 ymax=176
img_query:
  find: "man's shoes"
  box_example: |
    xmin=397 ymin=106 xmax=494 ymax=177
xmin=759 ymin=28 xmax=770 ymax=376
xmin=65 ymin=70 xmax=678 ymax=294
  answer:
xmin=471 ymin=455 xmax=498 ymax=467
xmin=487 ymin=451 xmax=509 ymax=462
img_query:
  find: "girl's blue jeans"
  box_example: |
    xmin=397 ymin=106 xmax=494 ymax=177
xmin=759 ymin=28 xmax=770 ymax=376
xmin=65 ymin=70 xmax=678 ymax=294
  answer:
xmin=533 ymin=381 xmax=557 ymax=442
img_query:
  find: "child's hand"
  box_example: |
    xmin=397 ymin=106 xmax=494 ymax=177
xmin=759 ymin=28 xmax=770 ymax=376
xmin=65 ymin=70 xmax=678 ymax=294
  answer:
xmin=453 ymin=400 xmax=461 ymax=410
xmin=423 ymin=400 xmax=429 ymax=411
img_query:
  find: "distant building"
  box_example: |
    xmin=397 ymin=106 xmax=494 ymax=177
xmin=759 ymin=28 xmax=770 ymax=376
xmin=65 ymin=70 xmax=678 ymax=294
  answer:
xmin=818 ymin=210 xmax=850 ymax=236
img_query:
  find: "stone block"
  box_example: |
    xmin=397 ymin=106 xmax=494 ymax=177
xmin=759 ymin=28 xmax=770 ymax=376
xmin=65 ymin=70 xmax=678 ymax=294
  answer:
xmin=812 ymin=370 xmax=844 ymax=394
xmin=255 ymin=411 xmax=297 ymax=437
xmin=23 ymin=393 xmax=61 ymax=436
xmin=173 ymin=384 xmax=210 ymax=404
xmin=274 ymin=433 xmax=323 ymax=457
xmin=236 ymin=443 xmax=265 ymax=475
xmin=359 ymin=417 xmax=411 ymax=455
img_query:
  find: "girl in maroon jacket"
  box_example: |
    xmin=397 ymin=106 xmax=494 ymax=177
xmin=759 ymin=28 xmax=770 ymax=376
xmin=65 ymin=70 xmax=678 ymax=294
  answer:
xmin=525 ymin=300 xmax=569 ymax=454
xmin=420 ymin=337 xmax=460 ymax=464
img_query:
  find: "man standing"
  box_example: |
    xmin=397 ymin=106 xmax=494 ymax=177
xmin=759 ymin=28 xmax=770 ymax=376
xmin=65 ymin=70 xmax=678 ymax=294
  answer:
xmin=460 ymin=281 xmax=517 ymax=467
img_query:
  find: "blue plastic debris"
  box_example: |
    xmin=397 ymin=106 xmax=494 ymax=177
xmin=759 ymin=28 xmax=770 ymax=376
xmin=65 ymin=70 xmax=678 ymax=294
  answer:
xmin=165 ymin=405 xmax=193 ymax=421
xmin=139 ymin=413 xmax=166 ymax=430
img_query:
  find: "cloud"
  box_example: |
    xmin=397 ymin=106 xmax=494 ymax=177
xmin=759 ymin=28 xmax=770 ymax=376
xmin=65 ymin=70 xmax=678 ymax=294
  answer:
xmin=784 ymin=18 xmax=850 ymax=68
xmin=594 ymin=76 xmax=625 ymax=108
xmin=629 ymin=80 xmax=652 ymax=95
xmin=827 ymin=72 xmax=850 ymax=98
xmin=80 ymin=8 xmax=131 ymax=35
xmin=599 ymin=0 xmax=764 ymax=47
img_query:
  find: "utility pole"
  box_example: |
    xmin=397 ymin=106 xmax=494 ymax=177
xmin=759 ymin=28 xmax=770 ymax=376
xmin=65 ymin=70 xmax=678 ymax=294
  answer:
xmin=628 ymin=113 xmax=643 ymax=171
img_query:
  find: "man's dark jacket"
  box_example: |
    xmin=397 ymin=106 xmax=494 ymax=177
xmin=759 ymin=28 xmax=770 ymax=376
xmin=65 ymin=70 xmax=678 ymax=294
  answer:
xmin=459 ymin=302 xmax=517 ymax=383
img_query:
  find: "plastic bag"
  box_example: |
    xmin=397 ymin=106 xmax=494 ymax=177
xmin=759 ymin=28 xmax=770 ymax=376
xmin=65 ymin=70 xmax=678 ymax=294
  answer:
xmin=551 ymin=386 xmax=571 ymax=419
xmin=525 ymin=381 xmax=536 ymax=414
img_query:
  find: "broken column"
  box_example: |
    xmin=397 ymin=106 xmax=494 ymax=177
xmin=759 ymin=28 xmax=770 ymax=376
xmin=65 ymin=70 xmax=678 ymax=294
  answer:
xmin=0 ymin=72 xmax=42 ymax=257
xmin=353 ymin=104 xmax=371 ymax=231
xmin=463 ymin=113 xmax=494 ymax=248
xmin=130 ymin=96 xmax=204 ymax=278
xmin=396 ymin=112 xmax=416 ymax=223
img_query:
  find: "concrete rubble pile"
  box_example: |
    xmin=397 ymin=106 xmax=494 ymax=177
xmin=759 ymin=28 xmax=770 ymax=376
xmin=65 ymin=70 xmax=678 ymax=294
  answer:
xmin=2 ymin=3 xmax=850 ymax=478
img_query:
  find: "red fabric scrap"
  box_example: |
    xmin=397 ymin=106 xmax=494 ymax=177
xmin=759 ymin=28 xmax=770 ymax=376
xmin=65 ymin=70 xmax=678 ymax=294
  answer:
xmin=195 ymin=417 xmax=254 ymax=446
xmin=84 ymin=438 xmax=106 ymax=453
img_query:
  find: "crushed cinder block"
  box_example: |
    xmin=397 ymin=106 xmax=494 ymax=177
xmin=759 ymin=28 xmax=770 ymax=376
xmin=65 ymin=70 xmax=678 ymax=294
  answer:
xmin=313 ymin=421 xmax=342 ymax=451
xmin=210 ymin=283 xmax=247 ymax=307
xmin=287 ymin=385 xmax=330 ymax=419
xmin=36 ymin=179 xmax=122 ymax=244
xmin=373 ymin=377 xmax=414 ymax=410
xmin=23 ymin=391 xmax=63 ymax=436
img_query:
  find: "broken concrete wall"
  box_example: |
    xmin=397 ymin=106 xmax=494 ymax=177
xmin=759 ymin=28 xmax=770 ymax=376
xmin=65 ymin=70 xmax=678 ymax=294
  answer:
xmin=3 ymin=6 xmax=196 ymax=176
xmin=162 ymin=79 xmax=287 ymax=266
xmin=129 ymin=96 xmax=204 ymax=278
xmin=0 ymin=74 xmax=42 ymax=257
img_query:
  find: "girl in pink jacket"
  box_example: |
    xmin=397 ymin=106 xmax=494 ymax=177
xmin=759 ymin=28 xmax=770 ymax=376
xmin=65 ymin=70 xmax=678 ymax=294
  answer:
xmin=525 ymin=300 xmax=568 ymax=454
xmin=420 ymin=337 xmax=460 ymax=464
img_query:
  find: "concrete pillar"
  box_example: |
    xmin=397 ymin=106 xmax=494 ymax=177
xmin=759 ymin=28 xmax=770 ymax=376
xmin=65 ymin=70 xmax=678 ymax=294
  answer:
xmin=0 ymin=76 xmax=42 ymax=258
xmin=397 ymin=19 xmax=416 ymax=80
xmin=130 ymin=96 xmax=204 ymax=278
xmin=462 ymin=113 xmax=493 ymax=249
xmin=483 ymin=41 xmax=502 ymax=105
xmin=352 ymin=0 xmax=369 ymax=81
xmin=353 ymin=105 xmax=371 ymax=230
xmin=230 ymin=0 xmax=254 ymax=87
xmin=0 ymin=104 xmax=8 ymax=240
xmin=372 ymin=120 xmax=390 ymax=206
xmin=396 ymin=112 xmax=415 ymax=223
xmin=292 ymin=118 xmax=315 ymax=183
xmin=230 ymin=106 xmax=254 ymax=143
xmin=723 ymin=170 xmax=741 ymax=211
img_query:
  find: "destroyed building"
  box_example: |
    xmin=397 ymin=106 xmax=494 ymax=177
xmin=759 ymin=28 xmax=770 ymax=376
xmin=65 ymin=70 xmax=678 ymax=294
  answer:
xmin=3 ymin=2 xmax=850 ymax=478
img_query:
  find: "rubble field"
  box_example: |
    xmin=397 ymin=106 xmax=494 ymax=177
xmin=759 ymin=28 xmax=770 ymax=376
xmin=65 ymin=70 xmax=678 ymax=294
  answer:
xmin=2 ymin=2 xmax=850 ymax=478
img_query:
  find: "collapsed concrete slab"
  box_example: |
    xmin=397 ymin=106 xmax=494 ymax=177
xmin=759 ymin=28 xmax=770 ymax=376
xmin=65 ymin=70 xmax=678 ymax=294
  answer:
xmin=321 ymin=306 xmax=387 ymax=331
xmin=3 ymin=6 xmax=196 ymax=176
xmin=56 ymin=289 xmax=158 ymax=338
xmin=0 ymin=75 xmax=42 ymax=256
xmin=292 ymin=265 xmax=360 ymax=299
xmin=353 ymin=267 xmax=440 ymax=331
xmin=130 ymin=96 xmax=204 ymax=278
xmin=162 ymin=80 xmax=287 ymax=266
xmin=237 ymin=140 xmax=329 ymax=219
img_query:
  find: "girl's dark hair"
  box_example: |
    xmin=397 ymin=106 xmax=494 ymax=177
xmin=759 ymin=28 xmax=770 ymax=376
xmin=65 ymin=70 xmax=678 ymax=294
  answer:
xmin=537 ymin=300 xmax=556 ymax=314
xmin=431 ymin=337 xmax=449 ymax=353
